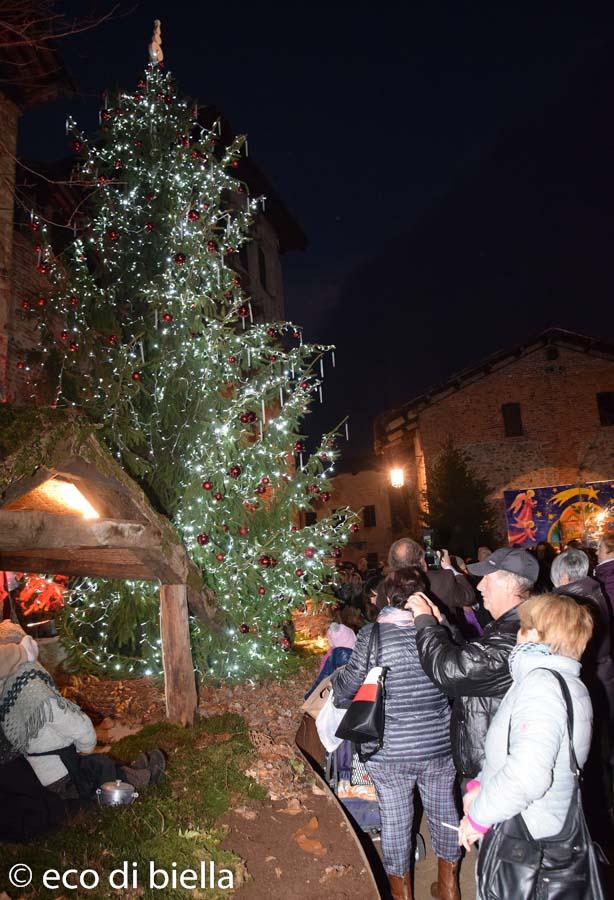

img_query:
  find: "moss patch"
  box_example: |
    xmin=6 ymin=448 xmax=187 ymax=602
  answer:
xmin=0 ymin=714 xmax=265 ymax=898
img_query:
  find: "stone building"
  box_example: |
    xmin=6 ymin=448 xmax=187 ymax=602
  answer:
xmin=374 ymin=328 xmax=614 ymax=542
xmin=0 ymin=46 xmax=72 ymax=403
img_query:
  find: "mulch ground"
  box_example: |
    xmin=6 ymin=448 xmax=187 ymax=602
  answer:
xmin=61 ymin=607 xmax=378 ymax=898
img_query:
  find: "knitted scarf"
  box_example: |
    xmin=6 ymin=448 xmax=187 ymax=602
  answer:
xmin=0 ymin=663 xmax=75 ymax=754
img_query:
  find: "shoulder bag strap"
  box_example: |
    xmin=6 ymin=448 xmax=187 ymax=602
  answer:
xmin=365 ymin=623 xmax=379 ymax=669
xmin=534 ymin=668 xmax=580 ymax=775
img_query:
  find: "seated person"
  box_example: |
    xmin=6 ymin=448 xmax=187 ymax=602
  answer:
xmin=0 ymin=621 xmax=164 ymax=801
xmin=305 ymin=622 xmax=356 ymax=699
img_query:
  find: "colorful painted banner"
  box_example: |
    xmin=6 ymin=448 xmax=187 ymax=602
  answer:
xmin=504 ymin=480 xmax=614 ymax=547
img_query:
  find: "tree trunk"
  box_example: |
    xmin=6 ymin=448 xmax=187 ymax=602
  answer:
xmin=159 ymin=584 xmax=197 ymax=726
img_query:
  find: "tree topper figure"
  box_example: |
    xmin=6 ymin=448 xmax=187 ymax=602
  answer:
xmin=149 ymin=19 xmax=163 ymax=64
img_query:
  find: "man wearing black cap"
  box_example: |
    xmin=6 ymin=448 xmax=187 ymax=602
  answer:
xmin=407 ymin=548 xmax=539 ymax=788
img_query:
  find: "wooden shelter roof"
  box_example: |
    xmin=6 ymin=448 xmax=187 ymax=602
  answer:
xmin=0 ymin=408 xmax=198 ymax=586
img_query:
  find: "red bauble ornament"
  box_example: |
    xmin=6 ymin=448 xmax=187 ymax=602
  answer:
xmin=36 ymin=296 xmax=47 ymax=307
xmin=293 ymin=329 xmax=301 ymax=339
xmin=226 ymin=247 xmax=238 ymax=255
xmin=321 ymin=491 xmax=332 ymax=502
xmin=72 ymin=140 xmax=83 ymax=153
xmin=240 ymin=413 xmax=250 ymax=424
xmin=29 ymin=221 xmax=40 ymax=233
xmin=300 ymin=381 xmax=309 ymax=390
xmin=137 ymin=78 xmax=146 ymax=89
xmin=98 ymin=175 xmax=109 ymax=186
xmin=162 ymin=312 xmax=173 ymax=323
xmin=294 ymin=441 xmax=304 ymax=453
xmin=266 ymin=327 xmax=277 ymax=338
xmin=207 ymin=240 xmax=217 ymax=252
xmin=60 ymin=330 xmax=69 ymax=340
xmin=222 ymin=524 xmax=230 ymax=533
xmin=37 ymin=263 xmax=49 ymax=275
xmin=269 ymin=355 xmax=277 ymax=363
xmin=238 ymin=305 xmax=249 ymax=318
xmin=68 ymin=296 xmax=79 ymax=307
xmin=307 ymin=484 xmax=320 ymax=494
xmin=259 ymin=555 xmax=271 ymax=567
xmin=239 ymin=623 xmax=250 ymax=634
xmin=16 ymin=361 xmax=25 ymax=370
xmin=106 ymin=228 xmax=119 ymax=242
xmin=258 ymin=586 xmax=266 ymax=595
xmin=231 ymin=275 xmax=241 ymax=287
xmin=101 ymin=110 xmax=111 ymax=122
xmin=261 ymin=476 xmax=270 ymax=485
xmin=196 ymin=533 xmax=209 ymax=545
xmin=238 ymin=526 xmax=249 ymax=536
xmin=174 ymin=252 xmax=186 ymax=265
xmin=280 ymin=638 xmax=291 ymax=650
xmin=228 ymin=355 xmax=237 ymax=364
xmin=304 ymin=547 xmax=316 ymax=558
xmin=202 ymin=480 xmax=213 ymax=491
xmin=213 ymin=491 xmax=224 ymax=502
xmin=351 ymin=523 xmax=360 ymax=533
xmin=21 ymin=300 xmax=31 ymax=311
xmin=145 ymin=193 xmax=155 ymax=203
xmin=215 ymin=552 xmax=225 ymax=562
xmin=332 ymin=547 xmax=342 ymax=559
xmin=131 ymin=371 xmax=142 ymax=382
xmin=68 ymin=342 xmax=78 ymax=353
xmin=231 ymin=159 xmax=240 ymax=169
xmin=145 ymin=222 xmax=155 ymax=232
xmin=256 ymin=485 xmax=266 ymax=495
xmin=203 ymin=203 xmax=210 ymax=211
xmin=134 ymin=140 xmax=143 ymax=149
xmin=291 ymin=525 xmax=298 ymax=532
xmin=188 ymin=209 xmax=200 ymax=221
xmin=108 ymin=335 xmax=118 ymax=346
xmin=229 ymin=465 xmax=241 ymax=478
xmin=113 ymin=159 xmax=122 ymax=170
xmin=190 ymin=149 xmax=201 ymax=160
xmin=295 ymin=568 xmax=304 ymax=577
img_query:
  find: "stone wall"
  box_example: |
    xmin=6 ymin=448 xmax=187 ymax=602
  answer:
xmin=0 ymin=95 xmax=19 ymax=402
xmin=412 ymin=344 xmax=614 ymax=535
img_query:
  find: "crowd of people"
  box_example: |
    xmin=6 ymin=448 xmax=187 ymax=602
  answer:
xmin=307 ymin=533 xmax=614 ymax=900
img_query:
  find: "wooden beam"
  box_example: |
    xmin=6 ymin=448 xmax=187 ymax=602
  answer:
xmin=159 ymin=584 xmax=198 ymax=726
xmin=0 ymin=553 xmax=154 ymax=580
xmin=0 ymin=510 xmax=160 ymax=551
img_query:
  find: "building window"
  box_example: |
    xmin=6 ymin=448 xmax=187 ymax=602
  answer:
xmin=501 ymin=402 xmax=523 ymax=437
xmin=258 ymin=245 xmax=268 ymax=293
xmin=363 ymin=505 xmax=377 ymax=528
xmin=304 ymin=510 xmax=317 ymax=526
xmin=597 ymin=392 xmax=614 ymax=426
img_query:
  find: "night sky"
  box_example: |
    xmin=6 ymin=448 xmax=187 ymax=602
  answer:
xmin=19 ymin=2 xmax=614 ymax=451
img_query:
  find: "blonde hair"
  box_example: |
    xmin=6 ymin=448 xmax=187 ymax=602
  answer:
xmin=519 ymin=593 xmax=593 ymax=660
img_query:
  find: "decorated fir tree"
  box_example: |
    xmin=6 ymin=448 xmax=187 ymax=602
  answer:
xmin=26 ymin=32 xmax=357 ymax=679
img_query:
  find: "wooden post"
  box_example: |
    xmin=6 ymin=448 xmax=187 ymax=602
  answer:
xmin=159 ymin=584 xmax=197 ymax=726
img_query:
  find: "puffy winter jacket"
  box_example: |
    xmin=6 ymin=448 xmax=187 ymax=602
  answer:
xmin=558 ymin=576 xmax=614 ymax=720
xmin=469 ymin=651 xmax=592 ymax=839
xmin=415 ymin=607 xmax=520 ymax=777
xmin=331 ymin=608 xmax=452 ymax=765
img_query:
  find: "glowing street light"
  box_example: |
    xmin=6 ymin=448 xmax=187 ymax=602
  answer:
xmin=389 ymin=467 xmax=405 ymax=489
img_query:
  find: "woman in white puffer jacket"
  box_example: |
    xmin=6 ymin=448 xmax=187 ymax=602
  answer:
xmin=459 ymin=593 xmax=594 ymax=848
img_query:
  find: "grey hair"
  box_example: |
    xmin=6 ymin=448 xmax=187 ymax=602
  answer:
xmin=500 ymin=571 xmax=534 ymax=599
xmin=551 ymin=549 xmax=590 ymax=587
xmin=388 ymin=538 xmax=424 ymax=569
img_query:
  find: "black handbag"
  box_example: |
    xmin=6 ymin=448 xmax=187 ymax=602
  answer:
xmin=477 ymin=668 xmax=608 ymax=900
xmin=334 ymin=624 xmax=387 ymax=762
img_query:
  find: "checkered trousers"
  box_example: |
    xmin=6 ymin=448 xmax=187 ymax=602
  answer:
xmin=366 ymin=755 xmax=460 ymax=876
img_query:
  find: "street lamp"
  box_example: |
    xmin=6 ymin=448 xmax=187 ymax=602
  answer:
xmin=389 ymin=467 xmax=405 ymax=489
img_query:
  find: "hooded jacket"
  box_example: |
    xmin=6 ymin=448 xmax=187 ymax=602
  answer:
xmin=415 ymin=607 xmax=520 ymax=777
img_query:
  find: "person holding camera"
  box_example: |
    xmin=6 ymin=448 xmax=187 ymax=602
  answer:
xmin=388 ymin=538 xmax=475 ymax=616
xmin=406 ymin=548 xmax=538 ymax=786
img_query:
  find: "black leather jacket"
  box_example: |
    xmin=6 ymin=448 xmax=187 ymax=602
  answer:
xmin=415 ymin=607 xmax=520 ymax=778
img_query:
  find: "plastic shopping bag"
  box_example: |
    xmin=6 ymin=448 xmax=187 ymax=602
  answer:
xmin=315 ymin=690 xmax=346 ymax=753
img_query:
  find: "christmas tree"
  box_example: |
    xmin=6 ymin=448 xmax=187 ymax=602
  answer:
xmin=25 ymin=38 xmax=357 ymax=679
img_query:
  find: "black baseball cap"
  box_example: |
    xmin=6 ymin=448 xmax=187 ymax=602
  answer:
xmin=467 ymin=547 xmax=539 ymax=582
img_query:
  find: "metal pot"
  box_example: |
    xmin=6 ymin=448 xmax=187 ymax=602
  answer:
xmin=95 ymin=779 xmax=139 ymax=807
